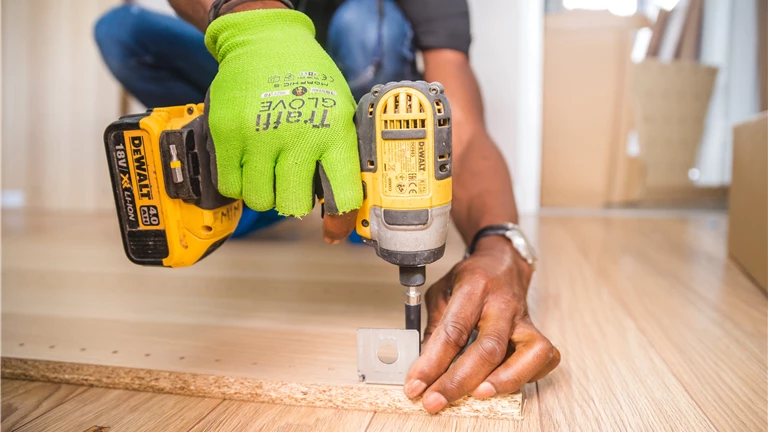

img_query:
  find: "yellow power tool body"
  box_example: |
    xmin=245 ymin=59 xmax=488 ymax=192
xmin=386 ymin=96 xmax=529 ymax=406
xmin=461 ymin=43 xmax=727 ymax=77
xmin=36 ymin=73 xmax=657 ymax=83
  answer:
xmin=104 ymin=104 xmax=241 ymax=267
xmin=355 ymin=81 xmax=452 ymax=288
xmin=103 ymin=81 xmax=451 ymax=291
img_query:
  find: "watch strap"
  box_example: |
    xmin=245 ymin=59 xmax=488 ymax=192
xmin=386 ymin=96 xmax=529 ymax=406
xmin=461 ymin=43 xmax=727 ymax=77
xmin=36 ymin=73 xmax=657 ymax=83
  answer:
xmin=466 ymin=223 xmax=515 ymax=256
xmin=209 ymin=0 xmax=295 ymax=24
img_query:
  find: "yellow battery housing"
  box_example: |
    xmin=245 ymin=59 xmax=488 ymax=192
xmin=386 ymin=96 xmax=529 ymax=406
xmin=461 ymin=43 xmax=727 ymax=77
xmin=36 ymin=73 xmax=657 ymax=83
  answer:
xmin=104 ymin=104 xmax=241 ymax=268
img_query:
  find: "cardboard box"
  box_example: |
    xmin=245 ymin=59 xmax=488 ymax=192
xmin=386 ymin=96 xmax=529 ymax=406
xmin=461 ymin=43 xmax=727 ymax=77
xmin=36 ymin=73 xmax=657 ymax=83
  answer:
xmin=728 ymin=112 xmax=768 ymax=291
xmin=541 ymin=12 xmax=648 ymax=207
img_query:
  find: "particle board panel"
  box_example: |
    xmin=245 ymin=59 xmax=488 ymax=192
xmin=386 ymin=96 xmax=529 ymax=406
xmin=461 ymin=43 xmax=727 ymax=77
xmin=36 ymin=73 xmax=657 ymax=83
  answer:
xmin=13 ymin=386 xmax=221 ymax=432
xmin=0 ymin=210 xmax=524 ymax=420
xmin=1 ymin=379 xmax=89 ymax=432
xmin=189 ymin=400 xmax=374 ymax=432
xmin=366 ymin=383 xmax=540 ymax=432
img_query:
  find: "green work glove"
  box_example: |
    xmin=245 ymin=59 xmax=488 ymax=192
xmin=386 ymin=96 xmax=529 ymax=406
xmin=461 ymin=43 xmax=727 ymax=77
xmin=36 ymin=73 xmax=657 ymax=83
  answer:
xmin=204 ymin=9 xmax=362 ymax=217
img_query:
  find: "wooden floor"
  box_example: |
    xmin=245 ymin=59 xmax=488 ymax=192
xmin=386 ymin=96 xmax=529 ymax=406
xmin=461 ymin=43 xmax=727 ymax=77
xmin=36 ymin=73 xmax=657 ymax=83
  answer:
xmin=2 ymin=209 xmax=766 ymax=431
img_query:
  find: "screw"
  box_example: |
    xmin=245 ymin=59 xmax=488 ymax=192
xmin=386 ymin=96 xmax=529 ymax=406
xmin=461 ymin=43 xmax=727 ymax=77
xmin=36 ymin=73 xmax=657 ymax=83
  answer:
xmin=362 ymin=219 xmax=370 ymax=227
xmin=187 ymin=106 xmax=194 ymax=115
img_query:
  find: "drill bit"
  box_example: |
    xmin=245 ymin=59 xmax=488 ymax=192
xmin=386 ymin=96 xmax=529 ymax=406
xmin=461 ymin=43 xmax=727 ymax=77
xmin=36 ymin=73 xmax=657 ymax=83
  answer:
xmin=400 ymin=266 xmax=424 ymax=352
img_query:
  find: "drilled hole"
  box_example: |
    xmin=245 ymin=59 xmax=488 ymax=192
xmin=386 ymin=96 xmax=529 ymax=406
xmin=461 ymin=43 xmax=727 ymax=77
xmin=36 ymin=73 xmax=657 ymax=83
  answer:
xmin=179 ymin=356 xmax=186 ymax=360
xmin=145 ymin=353 xmax=151 ymax=357
xmin=18 ymin=343 xmax=24 ymax=347
xmin=80 ymin=348 xmax=86 ymax=352
xmin=112 ymin=350 xmax=119 ymax=354
xmin=49 ymin=345 xmax=56 ymax=349
xmin=215 ymin=359 xmax=221 ymax=363
xmin=377 ymin=342 xmax=398 ymax=364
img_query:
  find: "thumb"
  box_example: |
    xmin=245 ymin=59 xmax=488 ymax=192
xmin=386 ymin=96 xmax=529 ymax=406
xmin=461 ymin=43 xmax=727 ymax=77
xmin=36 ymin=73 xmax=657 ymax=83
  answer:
xmin=318 ymin=132 xmax=363 ymax=215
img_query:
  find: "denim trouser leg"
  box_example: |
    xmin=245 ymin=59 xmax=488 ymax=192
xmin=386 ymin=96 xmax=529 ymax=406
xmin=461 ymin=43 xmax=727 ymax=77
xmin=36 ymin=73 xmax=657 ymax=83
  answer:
xmin=94 ymin=5 xmax=218 ymax=107
xmin=326 ymin=0 xmax=421 ymax=101
xmin=94 ymin=1 xmax=420 ymax=237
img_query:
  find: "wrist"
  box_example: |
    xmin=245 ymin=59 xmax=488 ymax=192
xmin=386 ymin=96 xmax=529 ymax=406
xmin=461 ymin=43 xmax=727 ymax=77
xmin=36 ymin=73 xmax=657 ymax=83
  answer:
xmin=475 ymin=235 xmax=534 ymax=283
xmin=205 ymin=9 xmax=315 ymax=58
xmin=226 ymin=0 xmax=288 ymax=14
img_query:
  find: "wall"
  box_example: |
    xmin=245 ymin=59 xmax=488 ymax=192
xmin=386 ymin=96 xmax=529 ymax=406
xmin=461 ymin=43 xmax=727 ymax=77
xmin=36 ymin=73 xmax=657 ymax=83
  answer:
xmin=697 ymin=0 xmax=761 ymax=186
xmin=468 ymin=0 xmax=543 ymax=214
xmin=2 ymin=0 xmax=122 ymax=211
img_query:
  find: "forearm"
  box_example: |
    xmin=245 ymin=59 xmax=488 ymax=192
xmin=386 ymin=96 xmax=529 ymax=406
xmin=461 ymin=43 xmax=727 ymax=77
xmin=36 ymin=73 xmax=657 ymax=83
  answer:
xmin=168 ymin=0 xmax=286 ymax=32
xmin=423 ymin=50 xmax=519 ymax=245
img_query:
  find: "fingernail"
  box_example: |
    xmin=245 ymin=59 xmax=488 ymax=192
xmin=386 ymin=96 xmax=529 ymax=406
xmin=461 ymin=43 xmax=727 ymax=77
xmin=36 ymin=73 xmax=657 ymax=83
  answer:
xmin=403 ymin=380 xmax=427 ymax=398
xmin=422 ymin=392 xmax=448 ymax=413
xmin=473 ymin=382 xmax=496 ymax=398
xmin=323 ymin=236 xmax=341 ymax=245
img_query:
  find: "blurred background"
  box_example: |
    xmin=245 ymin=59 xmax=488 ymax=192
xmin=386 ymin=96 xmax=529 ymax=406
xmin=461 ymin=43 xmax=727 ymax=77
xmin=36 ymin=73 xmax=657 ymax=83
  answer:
xmin=2 ymin=0 xmax=765 ymax=210
xmin=1 ymin=0 xmax=766 ymax=285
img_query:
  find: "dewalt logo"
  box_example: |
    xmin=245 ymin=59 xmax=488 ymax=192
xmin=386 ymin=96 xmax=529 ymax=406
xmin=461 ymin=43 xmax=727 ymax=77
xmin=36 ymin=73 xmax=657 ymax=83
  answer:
xmin=417 ymin=142 xmax=426 ymax=172
xmin=130 ymin=136 xmax=152 ymax=200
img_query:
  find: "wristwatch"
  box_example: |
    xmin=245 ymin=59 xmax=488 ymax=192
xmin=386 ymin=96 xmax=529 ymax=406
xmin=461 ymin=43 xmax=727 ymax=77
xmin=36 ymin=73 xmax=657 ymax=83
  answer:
xmin=466 ymin=223 xmax=538 ymax=270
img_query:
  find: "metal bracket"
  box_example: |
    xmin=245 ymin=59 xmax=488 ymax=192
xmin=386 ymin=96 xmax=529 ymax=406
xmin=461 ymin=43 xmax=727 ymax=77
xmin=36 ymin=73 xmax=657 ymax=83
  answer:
xmin=357 ymin=328 xmax=419 ymax=385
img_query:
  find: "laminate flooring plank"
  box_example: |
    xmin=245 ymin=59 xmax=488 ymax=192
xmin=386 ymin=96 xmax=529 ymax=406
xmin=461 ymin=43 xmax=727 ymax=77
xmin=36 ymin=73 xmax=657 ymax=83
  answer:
xmin=527 ymin=217 xmax=715 ymax=431
xmin=189 ymin=400 xmax=374 ymax=432
xmin=563 ymin=216 xmax=767 ymax=431
xmin=1 ymin=379 xmax=88 ymax=432
xmin=13 ymin=387 xmax=221 ymax=432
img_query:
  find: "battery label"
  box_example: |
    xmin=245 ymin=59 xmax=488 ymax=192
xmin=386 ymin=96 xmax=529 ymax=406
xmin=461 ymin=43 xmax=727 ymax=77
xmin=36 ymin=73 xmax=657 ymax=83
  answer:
xmin=123 ymin=130 xmax=165 ymax=229
xmin=382 ymin=141 xmax=430 ymax=197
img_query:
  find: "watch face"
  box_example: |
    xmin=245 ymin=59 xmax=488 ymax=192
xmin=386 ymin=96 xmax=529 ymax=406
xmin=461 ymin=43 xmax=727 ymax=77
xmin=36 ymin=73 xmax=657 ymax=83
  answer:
xmin=506 ymin=228 xmax=537 ymax=264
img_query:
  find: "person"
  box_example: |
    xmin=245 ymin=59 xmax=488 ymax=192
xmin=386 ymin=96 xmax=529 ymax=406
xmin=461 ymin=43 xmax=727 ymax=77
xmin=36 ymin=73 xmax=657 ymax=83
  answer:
xmin=94 ymin=0 xmax=560 ymax=414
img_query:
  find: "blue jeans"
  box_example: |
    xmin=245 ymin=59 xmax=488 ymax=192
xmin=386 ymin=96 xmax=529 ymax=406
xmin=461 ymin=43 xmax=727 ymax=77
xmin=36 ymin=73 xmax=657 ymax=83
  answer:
xmin=94 ymin=0 xmax=419 ymax=237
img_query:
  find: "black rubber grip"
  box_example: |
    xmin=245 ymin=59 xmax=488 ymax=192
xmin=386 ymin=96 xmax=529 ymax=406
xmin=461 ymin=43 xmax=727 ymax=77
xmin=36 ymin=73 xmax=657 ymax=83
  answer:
xmin=405 ymin=302 xmax=421 ymax=353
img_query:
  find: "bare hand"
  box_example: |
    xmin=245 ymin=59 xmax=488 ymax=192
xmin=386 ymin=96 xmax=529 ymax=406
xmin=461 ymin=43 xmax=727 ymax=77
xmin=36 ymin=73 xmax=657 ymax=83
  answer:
xmin=403 ymin=236 xmax=560 ymax=413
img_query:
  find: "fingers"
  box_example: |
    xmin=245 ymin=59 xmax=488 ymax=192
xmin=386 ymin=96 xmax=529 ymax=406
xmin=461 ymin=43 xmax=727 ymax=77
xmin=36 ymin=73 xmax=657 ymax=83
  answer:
xmin=421 ymin=276 xmax=453 ymax=346
xmin=241 ymin=149 xmax=277 ymax=212
xmin=322 ymin=210 xmax=357 ymax=244
xmin=212 ymin=140 xmax=244 ymax=200
xmin=419 ymin=302 xmax=514 ymax=413
xmin=274 ymin=151 xmax=317 ymax=217
xmin=529 ymin=346 xmax=561 ymax=382
xmin=403 ymin=272 xmax=485 ymax=401
xmin=473 ymin=319 xmax=558 ymax=397
xmin=319 ymin=130 xmax=363 ymax=215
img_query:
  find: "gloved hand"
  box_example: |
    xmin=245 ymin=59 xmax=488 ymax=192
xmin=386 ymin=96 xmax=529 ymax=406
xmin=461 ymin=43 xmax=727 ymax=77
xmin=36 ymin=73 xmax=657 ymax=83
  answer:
xmin=204 ymin=9 xmax=362 ymax=221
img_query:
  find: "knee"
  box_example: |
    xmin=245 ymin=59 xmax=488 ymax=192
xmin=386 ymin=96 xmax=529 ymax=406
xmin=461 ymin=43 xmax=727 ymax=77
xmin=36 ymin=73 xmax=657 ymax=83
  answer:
xmin=94 ymin=5 xmax=142 ymax=69
xmin=329 ymin=0 xmax=412 ymax=60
